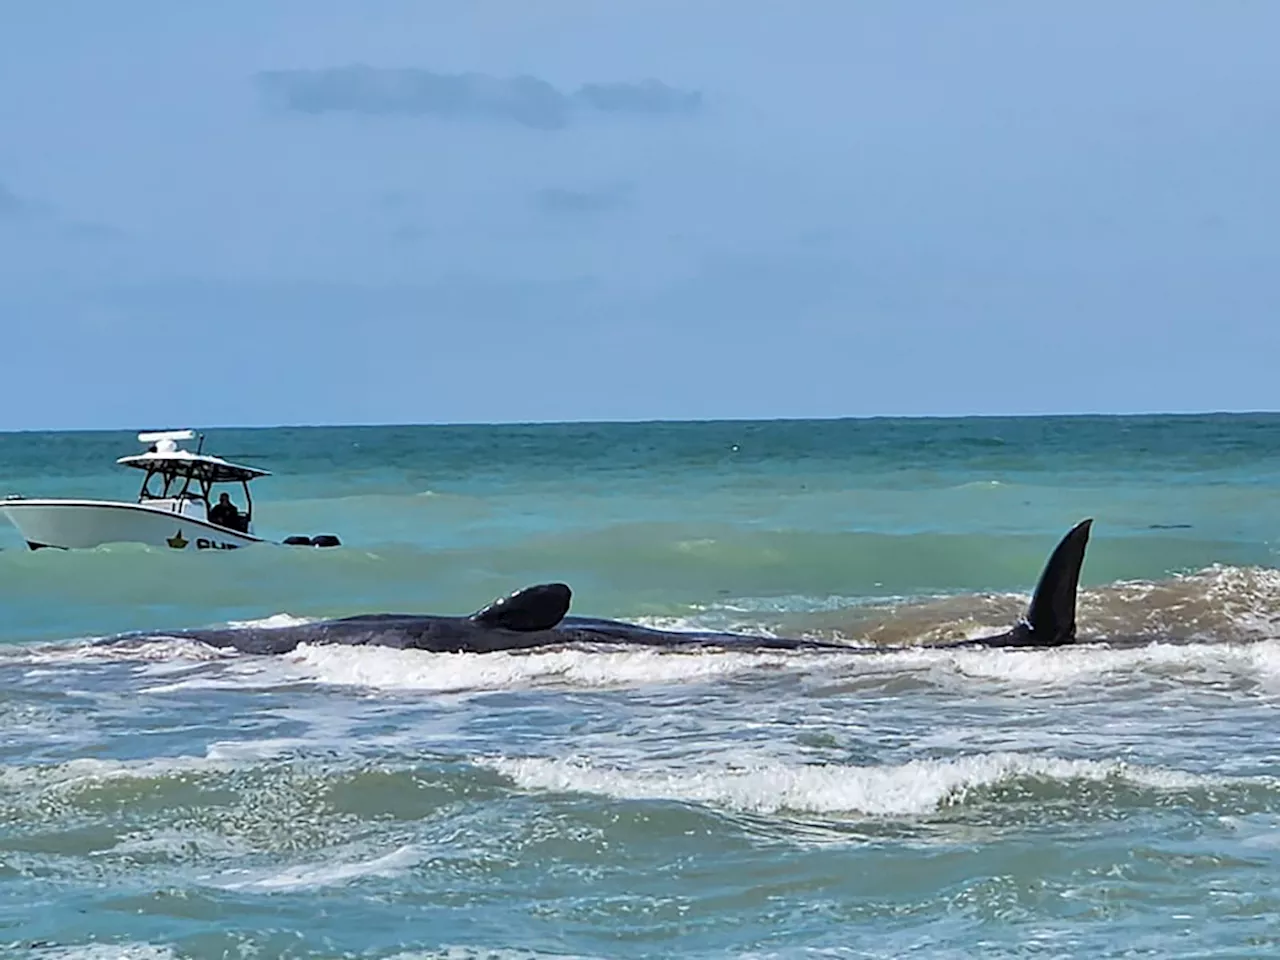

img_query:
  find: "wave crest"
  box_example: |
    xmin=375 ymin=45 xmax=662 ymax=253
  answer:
xmin=483 ymin=752 xmax=1236 ymax=817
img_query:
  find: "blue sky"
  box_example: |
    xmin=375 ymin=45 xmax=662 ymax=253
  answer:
xmin=1 ymin=1 xmax=1277 ymax=429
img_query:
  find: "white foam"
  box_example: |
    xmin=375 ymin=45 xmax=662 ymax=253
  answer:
xmin=136 ymin=653 xmax=307 ymax=694
xmin=285 ymin=643 xmax=800 ymax=693
xmin=212 ymin=843 xmax=421 ymax=891
xmin=18 ymin=944 xmax=177 ymax=960
xmin=690 ymin=594 xmax=915 ymax=616
xmin=224 ymin=612 xmax=313 ymax=629
xmin=0 ymin=728 xmax=382 ymax=802
xmin=18 ymin=616 xmax=1280 ymax=703
xmin=0 ymin=612 xmax=309 ymax=671
xmin=628 ymin=613 xmax=751 ymax=633
xmin=0 ymin=637 xmax=237 ymax=668
xmin=386 ymin=949 xmax=604 ymax=960
xmin=872 ymin=637 xmax=1280 ymax=689
xmin=751 ymin=636 xmax=1280 ymax=694
xmin=204 ymin=737 xmax=319 ymax=762
xmin=97 ymin=828 xmax=247 ymax=862
xmin=206 ymin=633 xmax=1280 ymax=697
xmin=484 ymin=752 xmax=1217 ymax=817
xmin=0 ymin=752 xmax=231 ymax=795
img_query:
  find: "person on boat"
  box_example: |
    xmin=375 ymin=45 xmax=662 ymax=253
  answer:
xmin=209 ymin=492 xmax=243 ymax=530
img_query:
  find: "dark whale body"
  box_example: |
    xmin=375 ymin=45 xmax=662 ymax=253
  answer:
xmin=121 ymin=520 xmax=1093 ymax=656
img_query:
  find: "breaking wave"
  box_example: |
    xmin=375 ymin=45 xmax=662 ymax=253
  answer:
xmin=483 ymin=752 xmax=1259 ymax=818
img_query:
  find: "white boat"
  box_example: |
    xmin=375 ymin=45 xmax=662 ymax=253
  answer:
xmin=1 ymin=430 xmax=331 ymax=552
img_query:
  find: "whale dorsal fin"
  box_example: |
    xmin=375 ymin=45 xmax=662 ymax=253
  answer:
xmin=470 ymin=583 xmax=572 ymax=632
xmin=1017 ymin=518 xmax=1092 ymax=646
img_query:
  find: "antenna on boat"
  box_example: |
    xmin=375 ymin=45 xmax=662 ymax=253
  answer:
xmin=196 ymin=433 xmax=205 ymax=454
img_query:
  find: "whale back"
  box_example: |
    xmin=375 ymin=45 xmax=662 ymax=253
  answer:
xmin=469 ymin=583 xmax=572 ymax=632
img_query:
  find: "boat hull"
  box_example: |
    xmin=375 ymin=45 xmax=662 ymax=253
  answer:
xmin=0 ymin=499 xmax=264 ymax=551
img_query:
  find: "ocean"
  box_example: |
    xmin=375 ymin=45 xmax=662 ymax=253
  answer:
xmin=3 ymin=414 xmax=1280 ymax=959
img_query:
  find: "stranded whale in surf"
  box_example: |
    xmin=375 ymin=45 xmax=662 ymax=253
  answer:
xmin=116 ymin=519 xmax=1094 ymax=655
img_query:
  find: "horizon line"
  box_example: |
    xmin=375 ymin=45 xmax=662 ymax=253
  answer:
xmin=2 ymin=408 xmax=1279 ymax=436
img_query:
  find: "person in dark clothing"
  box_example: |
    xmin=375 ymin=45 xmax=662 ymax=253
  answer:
xmin=209 ymin=492 xmax=243 ymax=530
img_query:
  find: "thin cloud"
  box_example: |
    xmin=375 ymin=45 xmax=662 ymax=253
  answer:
xmin=0 ymin=182 xmax=36 ymax=220
xmin=254 ymin=66 xmax=702 ymax=130
xmin=0 ymin=182 xmax=117 ymax=240
xmin=534 ymin=183 xmax=633 ymax=215
xmin=574 ymin=80 xmax=701 ymax=116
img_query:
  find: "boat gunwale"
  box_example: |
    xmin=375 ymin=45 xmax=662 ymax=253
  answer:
xmin=0 ymin=498 xmax=267 ymax=543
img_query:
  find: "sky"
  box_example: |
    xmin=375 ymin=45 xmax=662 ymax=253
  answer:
xmin=1 ymin=1 xmax=1278 ymax=429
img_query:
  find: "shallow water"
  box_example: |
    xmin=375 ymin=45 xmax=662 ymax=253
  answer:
xmin=3 ymin=415 xmax=1280 ymax=958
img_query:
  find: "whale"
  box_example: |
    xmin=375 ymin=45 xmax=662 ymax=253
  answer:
xmin=115 ymin=519 xmax=1094 ymax=656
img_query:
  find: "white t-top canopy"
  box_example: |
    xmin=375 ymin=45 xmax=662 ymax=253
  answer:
xmin=117 ymin=431 xmax=270 ymax=484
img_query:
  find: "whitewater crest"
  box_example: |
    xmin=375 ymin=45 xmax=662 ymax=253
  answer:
xmin=482 ymin=752 xmax=1237 ymax=818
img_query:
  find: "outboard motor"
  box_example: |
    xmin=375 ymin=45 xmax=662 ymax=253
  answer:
xmin=282 ymin=534 xmax=343 ymax=548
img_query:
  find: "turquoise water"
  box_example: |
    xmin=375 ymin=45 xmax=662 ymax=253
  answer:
xmin=4 ymin=414 xmax=1280 ymax=958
